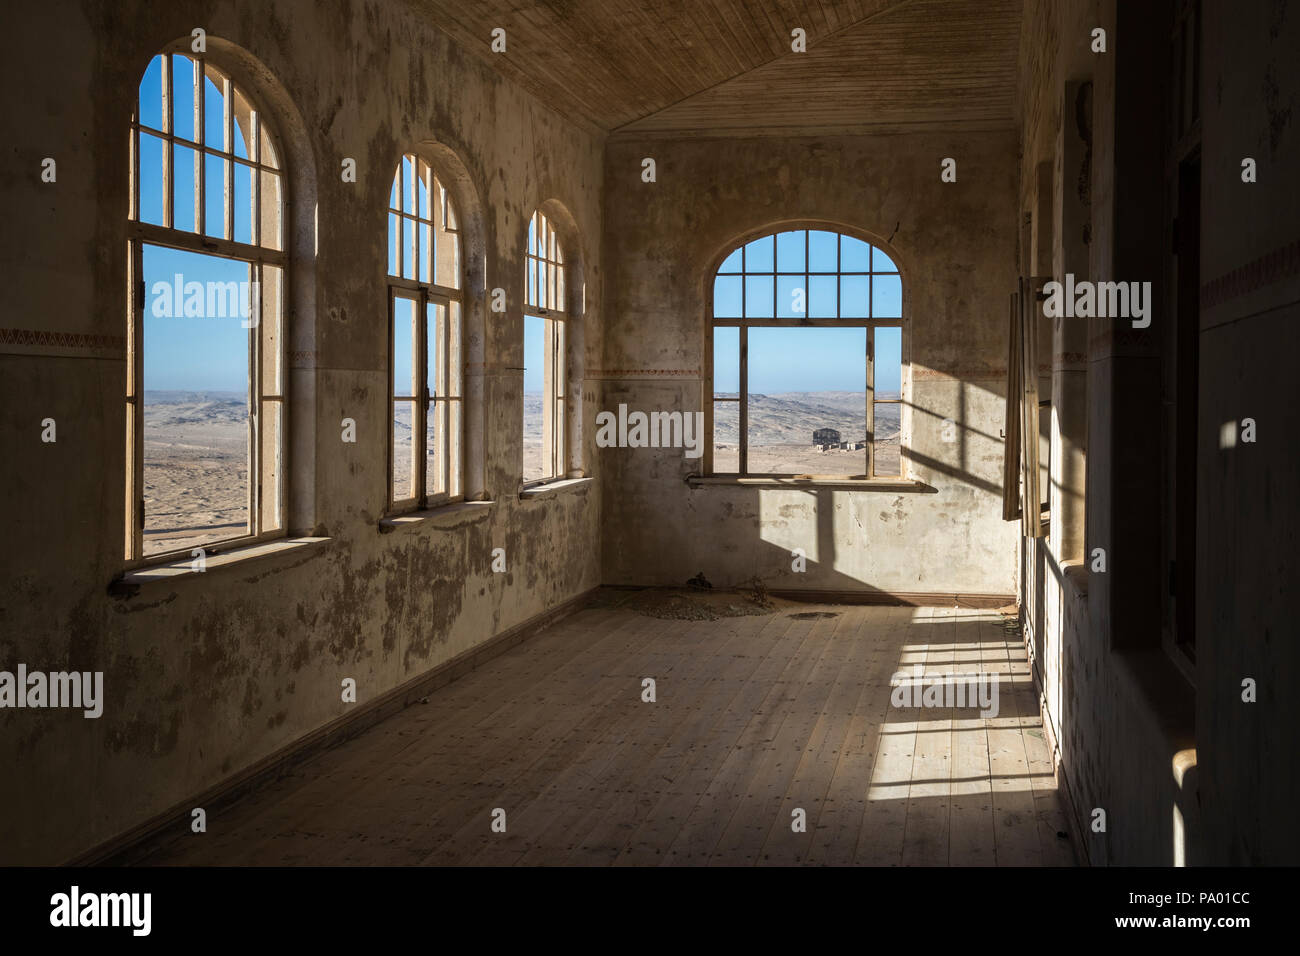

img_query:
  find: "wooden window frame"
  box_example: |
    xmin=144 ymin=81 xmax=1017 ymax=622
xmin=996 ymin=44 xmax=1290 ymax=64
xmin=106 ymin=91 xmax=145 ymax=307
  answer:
xmin=386 ymin=153 xmax=464 ymax=513
xmin=125 ymin=51 xmax=288 ymax=566
xmin=523 ymin=210 xmax=568 ymax=487
xmin=705 ymin=228 xmax=905 ymax=479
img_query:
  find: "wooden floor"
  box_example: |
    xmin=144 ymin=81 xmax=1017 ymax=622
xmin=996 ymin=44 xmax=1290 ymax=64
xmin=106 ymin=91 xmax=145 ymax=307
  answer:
xmin=147 ymin=600 xmax=1077 ymax=866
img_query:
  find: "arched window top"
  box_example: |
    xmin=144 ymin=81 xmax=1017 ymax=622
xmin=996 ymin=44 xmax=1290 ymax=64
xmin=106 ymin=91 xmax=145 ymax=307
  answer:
xmin=713 ymin=228 xmax=901 ymax=321
xmin=132 ymin=52 xmax=283 ymax=249
xmin=525 ymin=209 xmax=566 ymax=313
xmin=388 ymin=153 xmax=461 ymax=288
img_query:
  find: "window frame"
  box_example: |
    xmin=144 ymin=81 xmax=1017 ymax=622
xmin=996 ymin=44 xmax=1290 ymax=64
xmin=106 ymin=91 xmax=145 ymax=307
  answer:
xmin=125 ymin=49 xmax=289 ymax=566
xmin=704 ymin=226 xmax=907 ymax=480
xmin=386 ymin=153 xmax=465 ymax=514
xmin=522 ymin=209 xmax=569 ymax=488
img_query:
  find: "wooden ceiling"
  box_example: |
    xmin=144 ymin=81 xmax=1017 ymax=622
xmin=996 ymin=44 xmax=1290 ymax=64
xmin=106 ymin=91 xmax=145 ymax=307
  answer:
xmin=413 ymin=0 xmax=1022 ymax=136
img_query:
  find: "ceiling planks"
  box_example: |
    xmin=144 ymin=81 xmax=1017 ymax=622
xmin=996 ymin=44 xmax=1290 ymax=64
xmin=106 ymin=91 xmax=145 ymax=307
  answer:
xmin=412 ymin=0 xmax=906 ymax=130
xmin=410 ymin=0 xmax=1021 ymax=136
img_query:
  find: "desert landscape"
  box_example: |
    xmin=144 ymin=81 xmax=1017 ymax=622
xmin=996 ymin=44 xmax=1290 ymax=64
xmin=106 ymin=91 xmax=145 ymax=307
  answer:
xmin=141 ymin=391 xmax=249 ymax=555
xmin=713 ymin=390 xmax=901 ymax=476
xmin=139 ymin=390 xmax=902 ymax=554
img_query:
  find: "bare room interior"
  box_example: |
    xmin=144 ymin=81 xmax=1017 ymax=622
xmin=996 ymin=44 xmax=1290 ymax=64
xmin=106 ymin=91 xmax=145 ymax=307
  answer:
xmin=1 ymin=0 xmax=1295 ymax=890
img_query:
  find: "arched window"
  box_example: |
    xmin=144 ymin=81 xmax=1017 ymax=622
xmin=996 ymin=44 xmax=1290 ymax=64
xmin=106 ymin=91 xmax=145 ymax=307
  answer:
xmin=127 ymin=50 xmax=286 ymax=560
xmin=522 ymin=209 xmax=568 ymax=484
xmin=708 ymin=228 xmax=903 ymax=478
xmin=387 ymin=153 xmax=463 ymax=510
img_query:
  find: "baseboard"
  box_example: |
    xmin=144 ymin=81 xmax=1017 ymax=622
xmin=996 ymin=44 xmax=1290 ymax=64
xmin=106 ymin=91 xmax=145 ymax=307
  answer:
xmin=68 ymin=585 xmax=598 ymax=867
xmin=767 ymin=588 xmax=1015 ymax=609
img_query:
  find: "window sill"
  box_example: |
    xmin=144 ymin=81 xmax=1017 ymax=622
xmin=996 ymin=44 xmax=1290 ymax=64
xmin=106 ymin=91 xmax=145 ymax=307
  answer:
xmin=687 ymin=475 xmax=932 ymax=492
xmin=519 ymin=477 xmax=595 ymax=501
xmin=379 ymin=499 xmax=494 ymax=533
xmin=113 ymin=535 xmax=331 ymax=596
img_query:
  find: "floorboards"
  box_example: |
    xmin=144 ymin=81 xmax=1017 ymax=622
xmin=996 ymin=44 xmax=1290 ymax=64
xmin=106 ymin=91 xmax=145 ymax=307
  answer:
xmin=144 ymin=600 xmax=1077 ymax=867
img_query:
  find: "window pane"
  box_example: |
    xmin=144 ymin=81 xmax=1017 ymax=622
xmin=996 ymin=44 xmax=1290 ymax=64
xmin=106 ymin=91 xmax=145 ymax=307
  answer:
xmin=259 ymin=399 xmax=283 ymax=531
xmin=137 ymin=132 xmax=165 ymax=225
xmin=873 ymin=246 xmax=898 ymax=272
xmin=873 ymin=274 xmax=902 ymax=317
xmin=713 ymin=275 xmax=742 ymax=318
xmin=173 ymin=144 xmax=197 ymax=233
xmin=140 ymin=244 xmax=252 ymax=554
xmin=389 ymin=169 xmax=399 ymax=210
xmin=874 ymin=326 xmax=902 ymax=399
xmin=841 ymin=235 xmax=871 ymax=271
xmin=809 ymin=274 xmax=837 ymax=318
xmin=776 ymin=230 xmax=805 ymax=272
xmin=203 ymin=71 xmax=226 ymax=150
xmin=776 ymin=275 xmax=806 ymax=318
xmin=744 ymin=235 xmax=774 ymax=272
xmin=746 ymin=326 xmax=867 ymax=476
xmin=744 ymin=275 xmax=774 ymax=318
xmin=258 ymin=121 xmax=279 ymax=169
xmin=204 ymin=154 xmax=227 ymax=239
xmin=387 ymin=212 xmax=399 ymax=276
xmin=260 ymin=264 xmax=283 ymax=396
xmin=717 ymin=248 xmax=742 ymax=273
xmin=393 ymin=296 xmax=416 ymax=396
xmin=449 ymin=303 xmax=463 ymax=499
xmin=808 ymin=230 xmax=838 ymax=272
xmin=713 ymin=326 xmax=739 ymax=396
xmin=418 ymin=165 xmax=431 ymax=221
xmin=392 ymin=400 xmax=415 ymax=501
xmin=713 ymin=402 xmax=739 ymax=472
xmin=527 ymin=214 xmax=537 ymax=256
xmin=231 ymin=86 xmax=252 ymax=160
xmin=874 ymin=405 xmax=902 ymax=477
xmin=233 ymin=162 xmax=254 ymax=244
xmin=436 ymin=216 xmax=460 ymax=289
xmin=527 ymin=258 xmax=538 ymax=307
xmin=426 ymin=302 xmax=444 ymax=497
xmin=427 ymin=301 xmax=443 ymax=399
xmin=402 ymin=155 xmax=415 ymax=214
xmin=840 ymin=275 xmax=869 ymax=318
xmin=259 ymin=170 xmax=282 ymax=251
xmin=402 ymin=217 xmax=415 ymax=280
xmin=419 ymin=222 xmax=431 ymax=283
xmin=171 ymin=55 xmax=196 ymax=142
xmin=138 ymin=55 xmax=164 ymax=130
xmin=523 ymin=314 xmax=546 ymax=482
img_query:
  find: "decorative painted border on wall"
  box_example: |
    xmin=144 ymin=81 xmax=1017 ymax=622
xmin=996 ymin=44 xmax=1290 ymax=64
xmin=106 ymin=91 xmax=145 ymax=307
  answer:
xmin=0 ymin=327 xmax=126 ymax=359
xmin=1201 ymin=238 xmax=1300 ymax=309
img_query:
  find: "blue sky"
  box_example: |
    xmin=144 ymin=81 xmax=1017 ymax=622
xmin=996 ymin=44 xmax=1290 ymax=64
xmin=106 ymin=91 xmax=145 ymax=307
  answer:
xmin=139 ymin=55 xmax=255 ymax=393
xmin=139 ymin=62 xmax=902 ymax=400
xmin=523 ymin=314 xmax=544 ymax=394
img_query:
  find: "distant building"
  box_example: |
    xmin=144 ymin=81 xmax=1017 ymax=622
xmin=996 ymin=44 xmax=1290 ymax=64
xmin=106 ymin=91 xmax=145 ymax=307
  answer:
xmin=812 ymin=427 xmax=841 ymax=445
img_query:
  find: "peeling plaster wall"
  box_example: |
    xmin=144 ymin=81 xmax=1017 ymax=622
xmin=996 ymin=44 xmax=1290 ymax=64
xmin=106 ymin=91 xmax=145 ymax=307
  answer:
xmin=0 ymin=0 xmax=603 ymax=865
xmin=1196 ymin=0 xmax=1299 ymax=865
xmin=599 ymin=133 xmax=1021 ymax=597
xmin=1014 ymin=0 xmax=1193 ymax=867
xmin=1017 ymin=0 xmax=1299 ymax=865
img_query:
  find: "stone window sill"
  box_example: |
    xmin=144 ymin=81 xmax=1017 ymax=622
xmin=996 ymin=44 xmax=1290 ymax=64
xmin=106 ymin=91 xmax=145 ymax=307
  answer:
xmin=687 ymin=475 xmax=932 ymax=492
xmin=379 ymin=500 xmax=495 ymax=534
xmin=112 ymin=535 xmax=331 ymax=596
xmin=519 ymin=477 xmax=595 ymax=501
